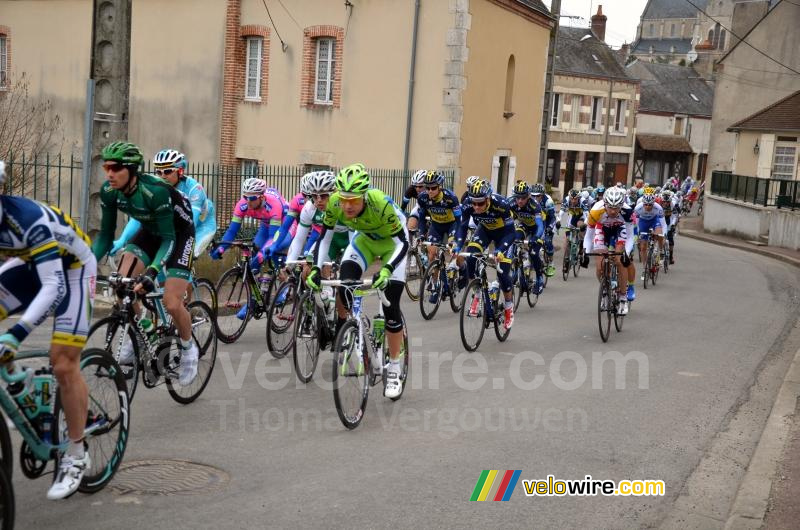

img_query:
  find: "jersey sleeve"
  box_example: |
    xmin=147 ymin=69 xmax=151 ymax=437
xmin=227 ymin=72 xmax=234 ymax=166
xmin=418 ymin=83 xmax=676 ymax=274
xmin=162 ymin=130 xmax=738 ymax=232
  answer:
xmin=92 ymin=184 xmax=119 ymax=261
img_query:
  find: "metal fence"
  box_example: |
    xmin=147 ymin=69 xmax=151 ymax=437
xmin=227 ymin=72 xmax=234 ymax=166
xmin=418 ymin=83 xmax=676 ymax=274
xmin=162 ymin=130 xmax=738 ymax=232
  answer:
xmin=710 ymin=170 xmax=800 ymax=210
xmin=3 ymin=153 xmax=455 ymax=232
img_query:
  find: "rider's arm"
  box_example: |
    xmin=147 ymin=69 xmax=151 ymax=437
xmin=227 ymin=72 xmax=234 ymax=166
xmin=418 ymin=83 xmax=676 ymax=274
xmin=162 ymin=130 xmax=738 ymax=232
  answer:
xmin=7 ymin=227 xmax=68 ymax=343
xmin=534 ymin=214 xmax=545 ymax=240
xmin=454 ymin=206 xmax=472 ymax=250
xmin=287 ymin=222 xmax=311 ymax=262
xmin=91 ymin=186 xmax=119 ymax=261
xmin=401 ymin=185 xmax=415 ymax=212
xmin=271 ymin=209 xmax=299 ymax=253
xmin=114 ymin=218 xmax=142 ymax=250
xmin=313 ymin=226 xmax=334 ymax=269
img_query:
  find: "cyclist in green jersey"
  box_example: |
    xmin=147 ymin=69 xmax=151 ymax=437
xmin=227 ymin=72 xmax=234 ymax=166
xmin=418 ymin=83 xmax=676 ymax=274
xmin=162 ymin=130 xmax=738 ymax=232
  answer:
xmin=91 ymin=142 xmax=199 ymax=386
xmin=306 ymin=164 xmax=410 ymax=399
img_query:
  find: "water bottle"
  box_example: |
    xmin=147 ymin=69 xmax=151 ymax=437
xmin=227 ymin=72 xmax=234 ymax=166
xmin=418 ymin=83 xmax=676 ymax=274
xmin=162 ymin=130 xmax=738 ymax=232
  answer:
xmin=372 ymin=315 xmax=385 ymax=371
xmin=7 ymin=367 xmax=36 ymax=420
xmin=139 ymin=317 xmax=158 ymax=345
xmin=33 ymin=367 xmax=53 ymax=410
xmin=488 ymin=280 xmax=500 ymax=303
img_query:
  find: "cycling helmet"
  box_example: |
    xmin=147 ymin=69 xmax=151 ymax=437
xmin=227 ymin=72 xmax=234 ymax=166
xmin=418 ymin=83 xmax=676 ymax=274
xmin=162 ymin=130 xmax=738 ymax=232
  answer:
xmin=241 ymin=177 xmax=267 ymax=196
xmin=580 ymin=190 xmax=590 ymax=201
xmin=530 ymin=183 xmax=545 ymax=195
xmin=423 ymin=170 xmax=445 ymax=187
xmin=568 ymin=188 xmax=580 ymax=199
xmin=642 ymin=192 xmax=656 ymax=205
xmin=662 ymin=190 xmax=674 ymax=202
xmin=101 ymin=141 xmax=144 ymax=167
xmin=303 ymin=170 xmax=336 ymax=195
xmin=603 ymin=187 xmax=626 ymax=207
xmin=638 ymin=187 xmax=644 ymax=197
xmin=628 ymin=188 xmax=639 ymax=200
xmin=616 ymin=182 xmax=625 ymax=188
xmin=153 ymin=149 xmax=187 ymax=171
xmin=336 ymin=163 xmax=370 ymax=194
xmin=465 ymin=175 xmax=482 ymax=189
xmin=467 ymin=180 xmax=491 ymax=199
xmin=595 ymin=184 xmax=606 ymax=195
xmin=513 ymin=181 xmax=530 ymax=197
xmin=411 ymin=169 xmax=427 ymax=186
xmin=691 ymin=187 xmax=699 ymax=193
xmin=654 ymin=186 xmax=662 ymax=195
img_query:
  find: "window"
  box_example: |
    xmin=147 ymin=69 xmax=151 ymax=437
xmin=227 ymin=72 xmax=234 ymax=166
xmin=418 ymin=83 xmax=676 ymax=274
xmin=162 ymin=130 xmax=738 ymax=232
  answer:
xmin=772 ymin=144 xmax=798 ymax=180
xmin=674 ymin=116 xmax=684 ymax=135
xmin=719 ymin=29 xmax=726 ymax=51
xmin=551 ymin=93 xmax=562 ymax=128
xmin=590 ymin=97 xmax=603 ymax=131
xmin=315 ymin=38 xmax=335 ymax=104
xmin=0 ymin=35 xmax=7 ymax=89
xmin=649 ymin=23 xmax=654 ymax=36
xmin=240 ymin=159 xmax=259 ymax=178
xmin=245 ymin=37 xmax=263 ymax=100
xmin=504 ymin=55 xmax=515 ymax=115
xmin=689 ymin=93 xmax=699 ymax=102
xmin=670 ymin=23 xmax=675 ymax=37
xmin=614 ymin=99 xmax=626 ymax=133
xmin=570 ymin=96 xmax=579 ymax=129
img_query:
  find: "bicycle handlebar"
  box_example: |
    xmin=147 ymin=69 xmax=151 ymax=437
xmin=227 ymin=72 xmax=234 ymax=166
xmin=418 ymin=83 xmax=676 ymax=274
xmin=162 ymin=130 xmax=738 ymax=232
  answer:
xmin=320 ymin=279 xmax=390 ymax=307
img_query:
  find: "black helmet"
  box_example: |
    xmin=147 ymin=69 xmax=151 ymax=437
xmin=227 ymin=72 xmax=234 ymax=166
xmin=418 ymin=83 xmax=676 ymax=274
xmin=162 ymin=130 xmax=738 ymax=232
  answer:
xmin=513 ymin=181 xmax=530 ymax=197
xmin=530 ymin=183 xmax=545 ymax=195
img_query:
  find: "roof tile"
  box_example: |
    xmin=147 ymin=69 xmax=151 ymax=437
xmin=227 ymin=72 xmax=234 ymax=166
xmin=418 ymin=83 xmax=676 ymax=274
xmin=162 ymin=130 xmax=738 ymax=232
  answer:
xmin=728 ymin=91 xmax=800 ymax=132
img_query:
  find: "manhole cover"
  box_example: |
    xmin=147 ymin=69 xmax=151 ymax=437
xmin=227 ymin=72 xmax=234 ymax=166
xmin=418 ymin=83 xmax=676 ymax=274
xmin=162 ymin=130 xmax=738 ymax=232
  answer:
xmin=110 ymin=459 xmax=230 ymax=496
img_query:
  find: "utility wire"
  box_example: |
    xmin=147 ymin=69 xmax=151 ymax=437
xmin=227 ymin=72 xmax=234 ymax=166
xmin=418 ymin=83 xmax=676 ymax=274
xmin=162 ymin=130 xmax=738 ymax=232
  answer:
xmin=681 ymin=0 xmax=800 ymax=76
xmin=261 ymin=0 xmax=287 ymax=51
xmin=275 ymin=0 xmax=302 ymax=31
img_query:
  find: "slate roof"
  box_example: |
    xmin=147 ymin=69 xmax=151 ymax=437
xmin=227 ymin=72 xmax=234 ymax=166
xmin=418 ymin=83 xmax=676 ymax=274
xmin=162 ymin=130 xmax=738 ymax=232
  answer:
xmin=514 ymin=0 xmax=552 ymax=17
xmin=555 ymin=27 xmax=631 ymax=79
xmin=631 ymin=37 xmax=694 ymax=56
xmin=625 ymin=61 xmax=714 ymax=116
xmin=640 ymin=0 xmax=706 ymax=20
xmin=728 ymin=91 xmax=800 ymax=132
xmin=637 ymin=134 xmax=694 ymax=153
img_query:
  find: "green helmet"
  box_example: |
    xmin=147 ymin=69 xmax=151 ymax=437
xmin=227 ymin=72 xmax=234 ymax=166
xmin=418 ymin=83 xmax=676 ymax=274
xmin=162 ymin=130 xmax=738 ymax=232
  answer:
xmin=336 ymin=163 xmax=370 ymax=194
xmin=101 ymin=141 xmax=144 ymax=167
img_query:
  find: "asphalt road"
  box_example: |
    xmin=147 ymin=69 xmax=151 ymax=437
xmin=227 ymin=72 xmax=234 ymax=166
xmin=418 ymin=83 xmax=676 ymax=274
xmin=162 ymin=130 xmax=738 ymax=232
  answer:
xmin=10 ymin=235 xmax=800 ymax=529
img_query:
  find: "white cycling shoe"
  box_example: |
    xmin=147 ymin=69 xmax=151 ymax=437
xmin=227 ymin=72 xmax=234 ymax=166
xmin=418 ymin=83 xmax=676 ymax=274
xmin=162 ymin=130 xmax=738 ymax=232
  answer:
xmin=384 ymin=362 xmax=404 ymax=399
xmin=179 ymin=343 xmax=199 ymax=386
xmin=117 ymin=336 xmax=136 ymax=365
xmin=47 ymin=452 xmax=91 ymax=500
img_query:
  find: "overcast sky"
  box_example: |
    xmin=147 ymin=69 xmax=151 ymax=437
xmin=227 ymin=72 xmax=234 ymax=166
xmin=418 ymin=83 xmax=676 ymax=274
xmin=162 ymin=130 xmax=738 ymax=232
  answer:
xmin=544 ymin=0 xmax=649 ymax=48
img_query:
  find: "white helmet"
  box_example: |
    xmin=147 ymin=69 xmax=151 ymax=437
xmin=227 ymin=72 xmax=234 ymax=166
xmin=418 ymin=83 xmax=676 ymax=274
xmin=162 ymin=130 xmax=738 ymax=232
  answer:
xmin=603 ymin=187 xmax=626 ymax=207
xmin=302 ymin=171 xmax=335 ymax=195
xmin=241 ymin=177 xmax=267 ymax=196
xmin=465 ymin=176 xmax=481 ymax=188
xmin=411 ymin=170 xmax=427 ymax=186
xmin=153 ymin=149 xmax=187 ymax=170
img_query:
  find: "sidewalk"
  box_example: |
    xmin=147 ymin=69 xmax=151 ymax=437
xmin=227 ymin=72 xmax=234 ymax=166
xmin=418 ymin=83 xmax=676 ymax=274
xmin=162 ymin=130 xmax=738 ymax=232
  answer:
xmin=679 ymin=213 xmax=800 ymax=529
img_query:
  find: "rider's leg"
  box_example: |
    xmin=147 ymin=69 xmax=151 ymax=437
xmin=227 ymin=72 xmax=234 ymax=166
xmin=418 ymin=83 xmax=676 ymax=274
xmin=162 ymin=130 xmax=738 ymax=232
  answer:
xmin=51 ymin=344 xmax=87 ymax=450
xmin=164 ymin=277 xmax=192 ymax=341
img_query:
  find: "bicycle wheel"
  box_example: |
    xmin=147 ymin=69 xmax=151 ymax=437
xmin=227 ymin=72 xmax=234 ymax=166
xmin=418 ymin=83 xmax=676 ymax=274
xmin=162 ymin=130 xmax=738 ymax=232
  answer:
xmin=515 ymin=264 xmax=526 ymax=312
xmin=562 ymin=248 xmax=570 ymax=281
xmin=493 ymin=297 xmax=512 ymax=342
xmin=167 ymin=301 xmax=218 ymax=404
xmin=332 ymin=320 xmax=369 ymax=429
xmin=598 ymin=282 xmax=611 ymax=342
xmin=215 ymin=266 xmax=250 ymax=343
xmin=543 ymin=254 xmax=551 ymax=288
xmin=448 ymin=267 xmax=464 ymax=313
xmin=0 ymin=466 xmax=13 ymax=530
xmin=459 ymin=279 xmax=486 ymax=352
xmin=0 ymin=419 xmax=11 ymax=481
xmin=53 ymin=348 xmax=130 ymax=494
xmin=192 ymin=277 xmax=218 ymax=315
xmin=266 ymin=280 xmax=298 ymax=359
xmin=573 ymin=246 xmax=581 ymax=277
xmin=419 ymin=262 xmax=444 ymax=320
xmin=86 ymin=316 xmax=141 ymax=401
xmin=526 ymin=265 xmax=539 ymax=308
xmin=293 ymin=293 xmax=321 ymax=384
xmin=404 ymin=251 xmax=423 ymax=302
xmin=511 ymin=260 xmax=522 ymax=312
xmin=383 ymin=317 xmax=410 ymax=401
xmin=663 ymin=246 xmax=670 ymax=274
xmin=614 ymin=301 xmax=625 ymax=332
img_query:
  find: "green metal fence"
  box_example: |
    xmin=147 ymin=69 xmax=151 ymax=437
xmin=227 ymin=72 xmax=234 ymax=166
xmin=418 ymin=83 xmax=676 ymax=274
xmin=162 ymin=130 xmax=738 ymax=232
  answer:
xmin=4 ymin=153 xmax=455 ymax=231
xmin=710 ymin=170 xmax=800 ymax=210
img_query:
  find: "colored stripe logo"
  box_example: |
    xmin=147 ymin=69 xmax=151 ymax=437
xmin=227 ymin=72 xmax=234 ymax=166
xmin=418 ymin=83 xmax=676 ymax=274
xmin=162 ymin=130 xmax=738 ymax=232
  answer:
xmin=470 ymin=470 xmax=522 ymax=501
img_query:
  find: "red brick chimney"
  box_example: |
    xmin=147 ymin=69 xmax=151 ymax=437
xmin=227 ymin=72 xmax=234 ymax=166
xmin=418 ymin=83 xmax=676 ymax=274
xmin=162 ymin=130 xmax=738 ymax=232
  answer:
xmin=591 ymin=5 xmax=607 ymax=42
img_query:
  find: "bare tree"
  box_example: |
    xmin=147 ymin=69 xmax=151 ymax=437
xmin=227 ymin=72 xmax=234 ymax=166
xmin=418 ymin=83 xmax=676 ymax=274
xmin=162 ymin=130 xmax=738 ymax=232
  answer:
xmin=0 ymin=72 xmax=66 ymax=195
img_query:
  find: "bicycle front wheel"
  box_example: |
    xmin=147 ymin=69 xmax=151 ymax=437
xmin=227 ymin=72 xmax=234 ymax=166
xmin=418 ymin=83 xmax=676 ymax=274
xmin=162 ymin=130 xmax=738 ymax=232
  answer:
xmin=266 ymin=280 xmax=298 ymax=359
xmin=448 ymin=267 xmax=464 ymax=313
xmin=0 ymin=466 xmax=13 ymax=530
xmin=332 ymin=320 xmax=369 ymax=429
xmin=526 ymin=266 xmax=539 ymax=308
xmin=54 ymin=348 xmax=130 ymax=494
xmin=86 ymin=316 xmax=141 ymax=401
xmin=459 ymin=279 xmax=486 ymax=352
xmin=215 ymin=267 xmax=250 ymax=343
xmin=493 ymin=298 xmax=511 ymax=342
xmin=404 ymin=252 xmax=423 ymax=302
xmin=293 ymin=292 xmax=321 ymax=384
xmin=419 ymin=261 xmax=444 ymax=320
xmin=167 ymin=301 xmax=218 ymax=404
xmin=598 ymin=282 xmax=611 ymax=343
xmin=562 ymin=249 xmax=570 ymax=281
xmin=192 ymin=277 xmax=218 ymax=314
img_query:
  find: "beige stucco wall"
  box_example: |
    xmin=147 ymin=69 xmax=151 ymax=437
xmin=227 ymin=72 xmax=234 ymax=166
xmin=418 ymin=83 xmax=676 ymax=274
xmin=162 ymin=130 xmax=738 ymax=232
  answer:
xmin=732 ymin=131 xmax=759 ymax=176
xmin=236 ymin=0 xmax=450 ymax=170
xmin=128 ymin=0 xmax=226 ymax=162
xmin=459 ymin=0 xmax=550 ymax=193
xmin=637 ymin=113 xmax=711 ymax=154
xmin=1 ymin=0 xmax=92 ymax=152
xmin=708 ymin=1 xmax=800 ymax=173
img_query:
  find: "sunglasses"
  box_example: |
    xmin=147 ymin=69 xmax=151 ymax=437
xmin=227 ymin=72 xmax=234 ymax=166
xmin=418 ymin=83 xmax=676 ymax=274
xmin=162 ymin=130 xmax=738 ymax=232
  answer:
xmin=155 ymin=168 xmax=179 ymax=176
xmin=414 ymin=185 xmax=425 ymax=189
xmin=425 ymin=186 xmax=439 ymax=191
xmin=103 ymin=163 xmax=125 ymax=173
xmin=311 ymin=193 xmax=330 ymax=201
xmin=243 ymin=195 xmax=261 ymax=201
xmin=472 ymin=199 xmax=488 ymax=207
xmin=339 ymin=194 xmax=363 ymax=204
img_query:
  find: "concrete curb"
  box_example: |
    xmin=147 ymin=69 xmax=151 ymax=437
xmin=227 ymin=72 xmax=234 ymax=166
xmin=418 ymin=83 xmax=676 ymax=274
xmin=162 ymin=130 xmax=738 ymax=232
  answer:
xmin=723 ymin=346 xmax=800 ymax=530
xmin=681 ymin=229 xmax=800 ymax=269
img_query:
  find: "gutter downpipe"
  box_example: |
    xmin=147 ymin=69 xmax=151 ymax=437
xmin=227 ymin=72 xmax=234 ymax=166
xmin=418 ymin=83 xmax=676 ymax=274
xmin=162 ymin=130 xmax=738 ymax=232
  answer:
xmin=402 ymin=0 xmax=421 ymax=174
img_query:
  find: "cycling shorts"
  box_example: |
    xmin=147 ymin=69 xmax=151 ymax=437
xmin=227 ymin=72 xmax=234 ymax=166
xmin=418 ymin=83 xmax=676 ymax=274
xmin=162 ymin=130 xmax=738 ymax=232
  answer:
xmin=125 ymin=227 xmax=195 ymax=280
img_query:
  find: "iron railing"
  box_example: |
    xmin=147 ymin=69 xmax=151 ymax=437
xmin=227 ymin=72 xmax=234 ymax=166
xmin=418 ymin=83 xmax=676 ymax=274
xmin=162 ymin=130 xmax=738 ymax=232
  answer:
xmin=710 ymin=170 xmax=800 ymax=210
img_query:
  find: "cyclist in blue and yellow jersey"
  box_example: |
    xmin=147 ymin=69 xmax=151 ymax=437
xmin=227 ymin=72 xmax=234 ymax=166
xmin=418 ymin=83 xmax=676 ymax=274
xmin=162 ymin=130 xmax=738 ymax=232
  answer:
xmin=509 ymin=181 xmax=546 ymax=295
xmin=530 ymin=183 xmax=557 ymax=277
xmin=0 ymin=160 xmax=97 ymax=500
xmin=557 ymin=187 xmax=589 ymax=267
xmin=307 ymin=164 xmax=410 ymax=399
xmin=401 ymin=169 xmax=427 ymax=236
xmin=456 ymin=179 xmax=517 ymax=329
xmin=111 ymin=148 xmax=217 ymax=260
xmin=460 ymin=175 xmax=482 ymax=205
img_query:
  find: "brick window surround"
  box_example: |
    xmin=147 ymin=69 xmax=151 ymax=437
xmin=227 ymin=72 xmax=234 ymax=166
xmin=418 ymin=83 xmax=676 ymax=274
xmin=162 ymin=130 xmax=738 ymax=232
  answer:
xmin=0 ymin=26 xmax=11 ymax=91
xmin=240 ymin=25 xmax=270 ymax=104
xmin=301 ymin=25 xmax=344 ymax=109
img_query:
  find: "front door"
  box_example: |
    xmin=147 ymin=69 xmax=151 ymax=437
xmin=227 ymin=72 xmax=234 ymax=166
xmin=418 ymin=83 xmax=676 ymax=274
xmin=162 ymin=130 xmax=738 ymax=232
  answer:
xmin=497 ymin=156 xmax=510 ymax=195
xmin=564 ymin=151 xmax=577 ymax=192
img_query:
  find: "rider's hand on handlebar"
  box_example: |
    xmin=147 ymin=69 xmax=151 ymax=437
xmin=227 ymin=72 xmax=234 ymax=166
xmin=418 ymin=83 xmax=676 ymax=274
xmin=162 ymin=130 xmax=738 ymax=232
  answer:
xmin=0 ymin=333 xmax=20 ymax=364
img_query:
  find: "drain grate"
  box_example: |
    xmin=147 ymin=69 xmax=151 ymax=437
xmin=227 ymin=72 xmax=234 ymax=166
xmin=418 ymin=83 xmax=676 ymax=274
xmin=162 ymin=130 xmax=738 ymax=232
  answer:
xmin=110 ymin=459 xmax=230 ymax=496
